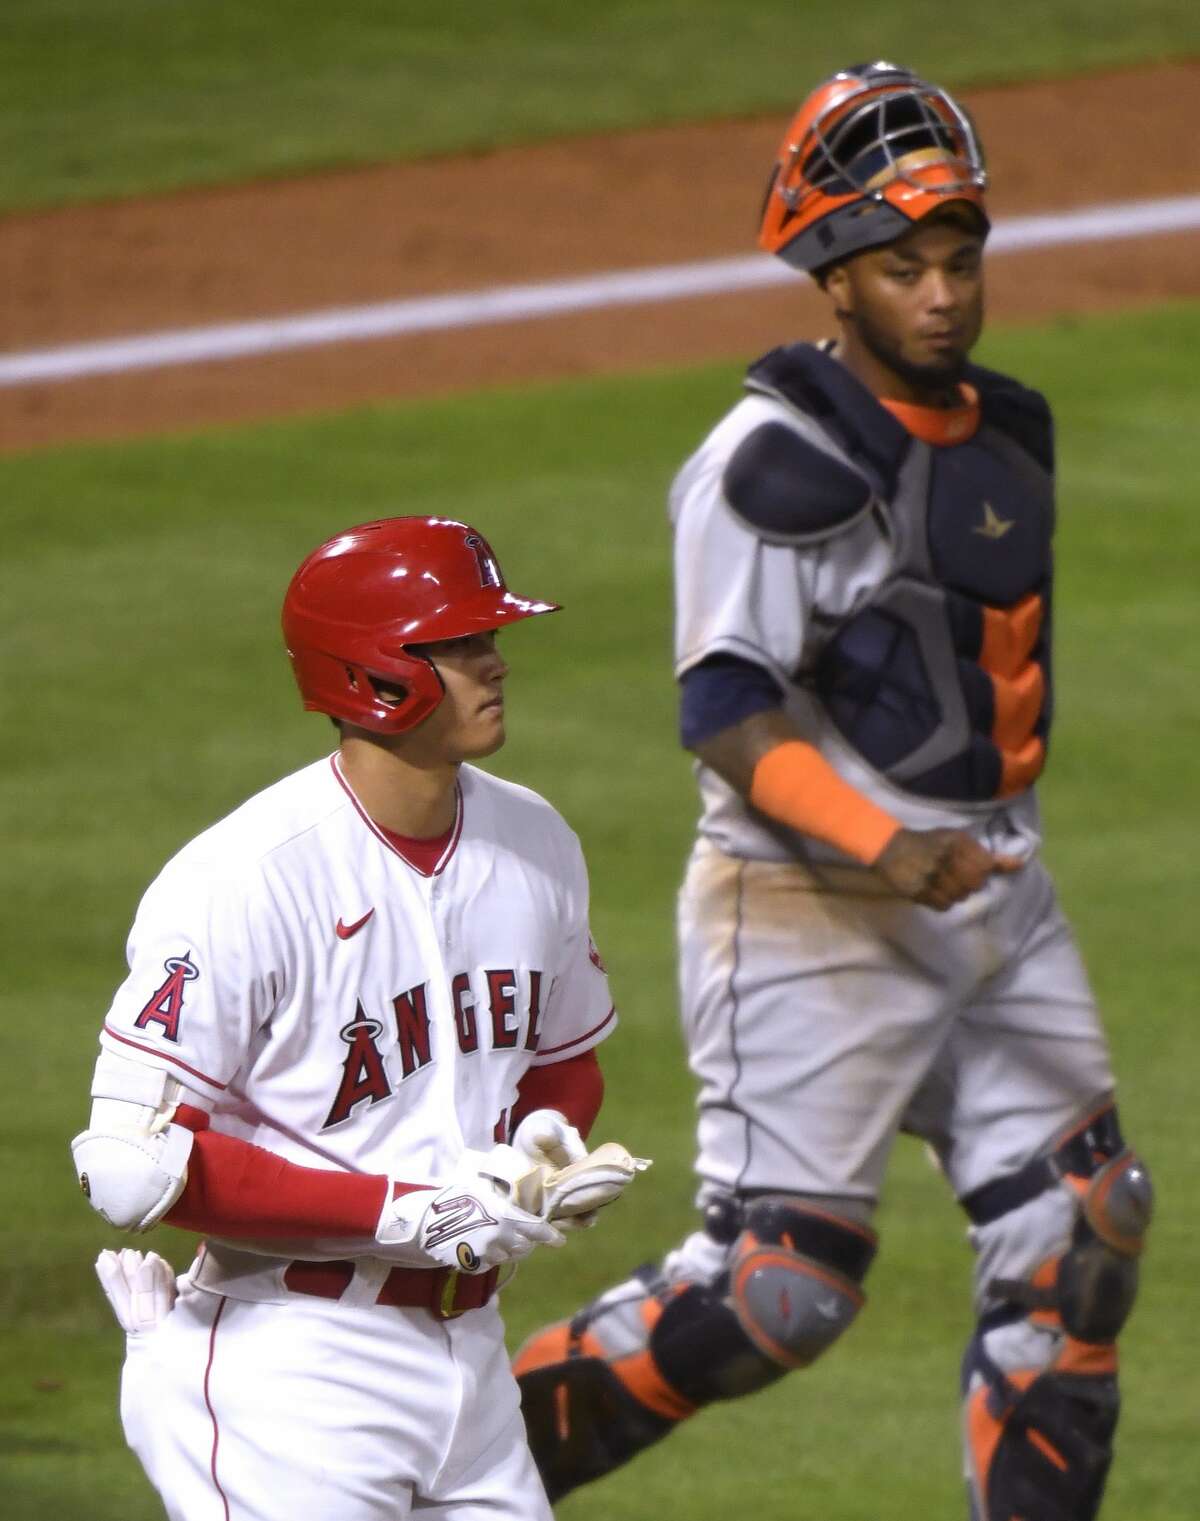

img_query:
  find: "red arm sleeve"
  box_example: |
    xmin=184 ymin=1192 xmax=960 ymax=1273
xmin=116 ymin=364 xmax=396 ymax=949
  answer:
xmin=510 ymin=1049 xmax=604 ymax=1140
xmin=164 ymin=1056 xmax=604 ymax=1242
xmin=163 ymin=1104 xmax=426 ymax=1239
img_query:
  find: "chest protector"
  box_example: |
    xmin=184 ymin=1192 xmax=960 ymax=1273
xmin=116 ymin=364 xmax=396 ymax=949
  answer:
xmin=735 ymin=343 xmax=1054 ymax=803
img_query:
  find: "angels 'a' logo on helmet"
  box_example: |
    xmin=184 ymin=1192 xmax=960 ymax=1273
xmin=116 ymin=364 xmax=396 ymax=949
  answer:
xmin=463 ymin=532 xmax=503 ymax=590
xmin=282 ymin=516 xmax=559 ymax=737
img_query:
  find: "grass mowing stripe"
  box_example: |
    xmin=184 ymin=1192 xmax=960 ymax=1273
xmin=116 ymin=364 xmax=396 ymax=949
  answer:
xmin=2 ymin=1 xmax=1199 ymax=208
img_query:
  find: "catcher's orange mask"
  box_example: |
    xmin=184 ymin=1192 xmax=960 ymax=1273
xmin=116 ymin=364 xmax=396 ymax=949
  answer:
xmin=759 ymin=62 xmax=989 ymax=275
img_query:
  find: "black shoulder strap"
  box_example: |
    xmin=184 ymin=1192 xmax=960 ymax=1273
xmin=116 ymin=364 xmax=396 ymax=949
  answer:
xmin=745 ymin=343 xmax=910 ymax=495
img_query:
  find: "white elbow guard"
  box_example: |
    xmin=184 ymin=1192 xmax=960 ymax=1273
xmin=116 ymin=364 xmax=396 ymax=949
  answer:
xmin=71 ymin=1048 xmax=197 ymax=1232
xmin=72 ymin=1122 xmax=194 ymax=1233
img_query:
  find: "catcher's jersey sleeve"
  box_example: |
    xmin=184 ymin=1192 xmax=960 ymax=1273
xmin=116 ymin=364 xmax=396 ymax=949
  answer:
xmin=669 ymin=396 xmax=891 ymax=688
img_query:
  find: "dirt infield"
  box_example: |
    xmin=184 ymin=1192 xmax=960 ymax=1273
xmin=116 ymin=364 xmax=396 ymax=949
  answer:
xmin=2 ymin=62 xmax=1198 ymax=451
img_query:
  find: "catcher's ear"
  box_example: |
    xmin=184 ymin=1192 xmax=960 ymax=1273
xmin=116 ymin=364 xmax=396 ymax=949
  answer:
xmin=824 ymin=263 xmax=852 ymax=314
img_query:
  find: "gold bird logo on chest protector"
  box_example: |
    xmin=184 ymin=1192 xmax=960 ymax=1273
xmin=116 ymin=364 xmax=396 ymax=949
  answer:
xmin=973 ymin=501 xmax=1015 ymax=540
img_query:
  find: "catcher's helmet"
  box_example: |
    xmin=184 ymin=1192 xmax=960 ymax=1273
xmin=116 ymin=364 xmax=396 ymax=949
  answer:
xmin=758 ymin=61 xmax=988 ymax=275
xmin=282 ymin=516 xmax=559 ymax=734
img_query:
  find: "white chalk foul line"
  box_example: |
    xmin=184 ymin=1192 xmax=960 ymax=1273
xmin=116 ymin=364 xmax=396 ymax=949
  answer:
xmin=2 ymin=193 xmax=1198 ymax=388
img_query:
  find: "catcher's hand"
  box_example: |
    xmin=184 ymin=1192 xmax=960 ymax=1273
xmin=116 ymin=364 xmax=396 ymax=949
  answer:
xmin=377 ymin=1145 xmax=565 ymax=1274
xmin=873 ymin=827 xmax=1023 ymax=910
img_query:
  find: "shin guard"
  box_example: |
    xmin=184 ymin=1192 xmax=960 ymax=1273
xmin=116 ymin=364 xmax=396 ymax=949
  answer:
xmin=963 ymin=1319 xmax=1119 ymax=1521
xmin=513 ymin=1197 xmax=877 ymax=1501
xmin=961 ymin=1105 xmax=1151 ymax=1520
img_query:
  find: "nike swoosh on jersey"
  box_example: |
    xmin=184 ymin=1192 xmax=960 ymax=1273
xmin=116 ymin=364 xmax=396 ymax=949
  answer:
xmin=335 ymin=909 xmax=376 ymax=940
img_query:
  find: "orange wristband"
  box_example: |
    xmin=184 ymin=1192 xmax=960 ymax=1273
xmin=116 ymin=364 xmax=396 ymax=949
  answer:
xmin=748 ymin=740 xmax=901 ymax=866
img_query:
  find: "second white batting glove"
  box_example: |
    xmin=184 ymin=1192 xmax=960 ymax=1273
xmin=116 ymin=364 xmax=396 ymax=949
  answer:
xmin=511 ymin=1108 xmax=589 ymax=1173
xmin=376 ymin=1145 xmax=565 ymax=1274
xmin=95 ymin=1248 xmax=178 ymax=1333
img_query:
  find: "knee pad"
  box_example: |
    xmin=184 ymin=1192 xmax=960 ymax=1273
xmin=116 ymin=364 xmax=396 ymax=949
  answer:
xmin=980 ymin=1115 xmax=1153 ymax=1346
xmin=512 ymin=1195 xmax=877 ymax=1501
xmin=727 ymin=1196 xmax=877 ymax=1371
xmin=1054 ymin=1148 xmax=1152 ymax=1343
xmin=960 ymin=1105 xmax=1151 ymax=1520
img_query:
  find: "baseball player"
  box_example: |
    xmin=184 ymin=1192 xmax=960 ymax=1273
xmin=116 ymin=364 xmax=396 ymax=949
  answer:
xmin=514 ymin=64 xmax=1152 ymax=1520
xmin=71 ymin=516 xmax=645 ymax=1521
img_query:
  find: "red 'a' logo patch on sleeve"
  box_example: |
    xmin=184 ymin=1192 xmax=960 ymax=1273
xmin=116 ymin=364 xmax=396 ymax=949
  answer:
xmin=134 ymin=954 xmax=199 ymax=1044
xmin=588 ymin=934 xmax=607 ymax=974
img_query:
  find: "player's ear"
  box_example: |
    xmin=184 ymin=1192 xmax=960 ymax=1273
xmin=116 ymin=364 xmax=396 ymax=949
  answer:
xmin=823 ymin=262 xmax=852 ymax=316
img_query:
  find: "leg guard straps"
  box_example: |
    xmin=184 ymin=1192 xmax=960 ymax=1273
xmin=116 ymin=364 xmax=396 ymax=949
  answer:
xmin=959 ymin=1103 xmax=1128 ymax=1228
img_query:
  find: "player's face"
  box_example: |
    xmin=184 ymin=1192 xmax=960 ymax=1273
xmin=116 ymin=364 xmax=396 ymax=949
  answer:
xmin=826 ymin=215 xmax=985 ymax=400
xmin=410 ymin=630 xmax=510 ymax=762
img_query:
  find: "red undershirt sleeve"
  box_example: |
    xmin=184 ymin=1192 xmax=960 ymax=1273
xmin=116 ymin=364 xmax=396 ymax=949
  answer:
xmin=164 ymin=1104 xmax=418 ymax=1239
xmin=163 ymin=1053 xmax=604 ymax=1241
xmin=510 ymin=1049 xmax=604 ymax=1139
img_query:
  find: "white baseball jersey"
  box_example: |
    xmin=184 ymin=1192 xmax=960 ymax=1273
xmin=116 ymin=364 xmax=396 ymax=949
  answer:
xmin=98 ymin=752 xmax=609 ymax=1521
xmin=99 ymin=752 xmax=616 ymax=1261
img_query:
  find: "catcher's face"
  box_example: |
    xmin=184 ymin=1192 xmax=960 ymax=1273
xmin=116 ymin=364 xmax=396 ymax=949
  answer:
xmin=826 ymin=213 xmax=985 ymax=401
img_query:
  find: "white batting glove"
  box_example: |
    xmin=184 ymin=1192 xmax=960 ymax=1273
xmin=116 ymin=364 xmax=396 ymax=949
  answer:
xmin=509 ymin=1110 xmax=599 ymax=1229
xmin=95 ymin=1248 xmax=178 ymax=1332
xmin=511 ymin=1109 xmax=589 ymax=1173
xmin=377 ymin=1145 xmax=564 ymax=1274
xmin=539 ymin=1142 xmax=652 ymax=1225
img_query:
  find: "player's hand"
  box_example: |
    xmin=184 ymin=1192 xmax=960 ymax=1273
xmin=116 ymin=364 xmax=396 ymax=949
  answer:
xmin=377 ymin=1145 xmax=565 ymax=1274
xmin=511 ymin=1108 xmax=588 ymax=1174
xmin=95 ymin=1248 xmax=178 ymax=1333
xmin=537 ymin=1142 xmax=651 ymax=1230
xmin=871 ymin=827 xmax=1024 ymax=910
xmin=509 ymin=1113 xmax=651 ymax=1232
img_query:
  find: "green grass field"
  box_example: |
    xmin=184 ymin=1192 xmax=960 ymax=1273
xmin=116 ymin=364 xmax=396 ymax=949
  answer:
xmin=2 ymin=0 xmax=1197 ymax=209
xmin=1 ymin=301 xmax=1197 ymax=1517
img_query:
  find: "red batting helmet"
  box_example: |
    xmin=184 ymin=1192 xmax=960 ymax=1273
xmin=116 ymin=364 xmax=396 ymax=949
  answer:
xmin=282 ymin=517 xmax=559 ymax=734
xmin=758 ymin=61 xmax=988 ymax=275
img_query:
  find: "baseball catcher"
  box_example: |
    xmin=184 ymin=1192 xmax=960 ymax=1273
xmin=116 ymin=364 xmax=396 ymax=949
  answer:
xmin=513 ymin=63 xmax=1151 ymax=1521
